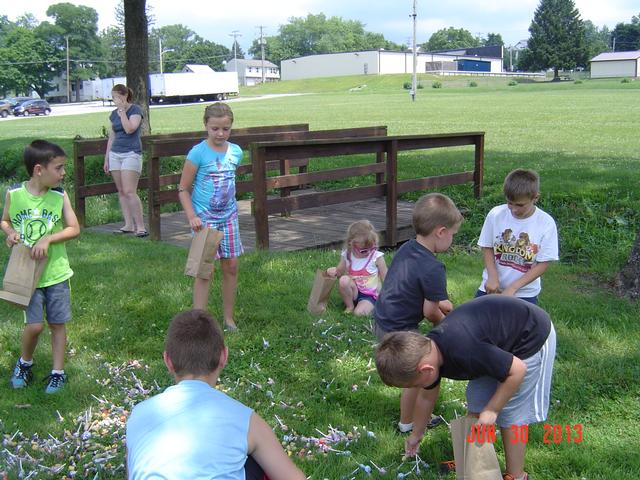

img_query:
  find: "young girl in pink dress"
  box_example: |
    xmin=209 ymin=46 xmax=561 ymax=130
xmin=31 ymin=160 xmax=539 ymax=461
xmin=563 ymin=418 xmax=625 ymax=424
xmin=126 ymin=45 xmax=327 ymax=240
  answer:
xmin=327 ymin=220 xmax=388 ymax=316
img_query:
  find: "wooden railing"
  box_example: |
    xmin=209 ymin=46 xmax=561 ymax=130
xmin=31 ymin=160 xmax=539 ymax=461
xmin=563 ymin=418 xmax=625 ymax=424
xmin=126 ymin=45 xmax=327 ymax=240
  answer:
xmin=249 ymin=132 xmax=484 ymax=249
xmin=145 ymin=126 xmax=388 ymax=239
xmin=72 ymin=124 xmax=310 ymax=228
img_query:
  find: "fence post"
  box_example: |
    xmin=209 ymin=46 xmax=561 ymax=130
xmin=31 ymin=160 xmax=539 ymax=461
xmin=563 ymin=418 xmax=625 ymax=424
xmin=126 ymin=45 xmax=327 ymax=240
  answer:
xmin=73 ymin=141 xmax=86 ymax=227
xmin=279 ymin=157 xmax=292 ymax=216
xmin=148 ymin=149 xmax=161 ymax=240
xmin=385 ymin=139 xmax=398 ymax=247
xmin=252 ymin=144 xmax=269 ymax=249
xmin=474 ymin=133 xmax=484 ymax=198
xmin=375 ymin=151 xmax=385 ymax=185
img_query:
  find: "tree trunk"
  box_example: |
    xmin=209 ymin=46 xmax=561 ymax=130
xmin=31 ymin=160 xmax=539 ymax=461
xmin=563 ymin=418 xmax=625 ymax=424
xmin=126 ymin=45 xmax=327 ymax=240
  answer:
xmin=123 ymin=0 xmax=150 ymax=135
xmin=617 ymin=229 xmax=640 ymax=299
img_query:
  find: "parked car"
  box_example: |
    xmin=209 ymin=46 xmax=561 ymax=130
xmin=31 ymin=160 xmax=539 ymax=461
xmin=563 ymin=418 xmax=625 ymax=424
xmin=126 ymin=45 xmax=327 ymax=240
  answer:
xmin=0 ymin=100 xmax=12 ymax=118
xmin=13 ymin=99 xmax=51 ymax=116
xmin=5 ymin=96 xmax=33 ymax=107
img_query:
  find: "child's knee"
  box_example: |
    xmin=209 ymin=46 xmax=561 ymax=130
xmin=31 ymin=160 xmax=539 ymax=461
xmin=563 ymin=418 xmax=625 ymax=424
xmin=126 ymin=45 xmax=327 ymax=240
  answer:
xmin=338 ymin=275 xmax=353 ymax=289
xmin=26 ymin=323 xmax=45 ymax=336
xmin=220 ymin=258 xmax=238 ymax=276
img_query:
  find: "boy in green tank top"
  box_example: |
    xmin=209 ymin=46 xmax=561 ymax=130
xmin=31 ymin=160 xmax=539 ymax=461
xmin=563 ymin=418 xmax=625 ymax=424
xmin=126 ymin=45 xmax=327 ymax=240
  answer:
xmin=1 ymin=140 xmax=80 ymax=393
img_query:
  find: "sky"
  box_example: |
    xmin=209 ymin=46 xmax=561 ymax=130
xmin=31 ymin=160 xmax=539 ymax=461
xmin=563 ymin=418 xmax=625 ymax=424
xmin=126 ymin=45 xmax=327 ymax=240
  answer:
xmin=1 ymin=0 xmax=637 ymax=53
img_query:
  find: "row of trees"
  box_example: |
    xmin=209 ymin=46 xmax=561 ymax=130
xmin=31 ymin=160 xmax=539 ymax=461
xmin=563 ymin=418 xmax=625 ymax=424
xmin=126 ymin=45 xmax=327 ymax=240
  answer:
xmin=0 ymin=3 xmax=235 ymax=99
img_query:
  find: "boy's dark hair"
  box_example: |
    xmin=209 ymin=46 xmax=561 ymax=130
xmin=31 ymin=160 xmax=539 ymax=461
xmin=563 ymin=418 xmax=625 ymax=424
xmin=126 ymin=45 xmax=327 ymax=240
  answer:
xmin=375 ymin=331 xmax=432 ymax=387
xmin=24 ymin=140 xmax=66 ymax=177
xmin=165 ymin=310 xmax=225 ymax=376
xmin=503 ymin=169 xmax=540 ymax=201
xmin=412 ymin=193 xmax=463 ymax=236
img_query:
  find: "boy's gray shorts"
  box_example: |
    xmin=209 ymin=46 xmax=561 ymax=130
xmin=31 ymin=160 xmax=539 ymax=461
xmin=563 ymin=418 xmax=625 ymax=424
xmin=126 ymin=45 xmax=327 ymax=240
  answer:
xmin=466 ymin=323 xmax=556 ymax=428
xmin=25 ymin=280 xmax=72 ymax=325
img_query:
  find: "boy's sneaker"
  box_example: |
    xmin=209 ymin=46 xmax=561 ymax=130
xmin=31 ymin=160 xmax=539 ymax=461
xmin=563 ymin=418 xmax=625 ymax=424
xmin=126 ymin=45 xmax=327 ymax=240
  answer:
xmin=9 ymin=360 xmax=33 ymax=389
xmin=44 ymin=373 xmax=67 ymax=394
xmin=397 ymin=415 xmax=443 ymax=433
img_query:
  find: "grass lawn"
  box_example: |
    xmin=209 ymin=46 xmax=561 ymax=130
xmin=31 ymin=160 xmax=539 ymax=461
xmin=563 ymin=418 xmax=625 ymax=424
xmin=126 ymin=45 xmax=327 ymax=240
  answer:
xmin=0 ymin=75 xmax=639 ymax=479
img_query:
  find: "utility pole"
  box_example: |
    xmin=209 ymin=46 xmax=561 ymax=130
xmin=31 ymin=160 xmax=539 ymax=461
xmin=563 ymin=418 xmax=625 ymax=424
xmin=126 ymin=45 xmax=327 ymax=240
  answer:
xmin=229 ymin=30 xmax=242 ymax=71
xmin=410 ymin=0 xmax=417 ymax=102
xmin=65 ymin=35 xmax=70 ymax=103
xmin=257 ymin=25 xmax=266 ymax=84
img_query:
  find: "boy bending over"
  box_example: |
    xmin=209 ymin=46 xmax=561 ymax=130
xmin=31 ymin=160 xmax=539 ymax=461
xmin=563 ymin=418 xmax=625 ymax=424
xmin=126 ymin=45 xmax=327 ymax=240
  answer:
xmin=375 ymin=295 xmax=556 ymax=480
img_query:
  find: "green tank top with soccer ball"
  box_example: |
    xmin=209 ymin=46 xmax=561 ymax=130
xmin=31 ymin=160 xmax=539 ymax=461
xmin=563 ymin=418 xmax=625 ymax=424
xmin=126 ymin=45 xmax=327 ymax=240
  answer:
xmin=8 ymin=182 xmax=73 ymax=288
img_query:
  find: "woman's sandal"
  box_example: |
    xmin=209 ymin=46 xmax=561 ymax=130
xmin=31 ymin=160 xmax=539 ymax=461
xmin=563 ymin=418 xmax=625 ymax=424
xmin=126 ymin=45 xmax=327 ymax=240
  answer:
xmin=113 ymin=228 xmax=134 ymax=234
xmin=134 ymin=230 xmax=149 ymax=238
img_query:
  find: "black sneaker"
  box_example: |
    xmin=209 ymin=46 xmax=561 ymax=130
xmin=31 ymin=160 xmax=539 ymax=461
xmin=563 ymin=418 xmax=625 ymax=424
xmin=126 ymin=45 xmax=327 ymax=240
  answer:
xmin=44 ymin=372 xmax=67 ymax=394
xmin=9 ymin=360 xmax=33 ymax=389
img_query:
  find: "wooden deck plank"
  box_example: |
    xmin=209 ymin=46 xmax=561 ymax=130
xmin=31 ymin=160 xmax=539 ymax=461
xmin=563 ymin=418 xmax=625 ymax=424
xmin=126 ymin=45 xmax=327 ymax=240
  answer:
xmin=85 ymin=196 xmax=416 ymax=251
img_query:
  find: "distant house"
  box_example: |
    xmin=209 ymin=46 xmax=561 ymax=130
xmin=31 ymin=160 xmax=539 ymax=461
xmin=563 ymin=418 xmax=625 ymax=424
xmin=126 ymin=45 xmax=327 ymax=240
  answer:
xmin=280 ymin=48 xmax=504 ymax=81
xmin=590 ymin=51 xmax=640 ymax=78
xmin=225 ymin=59 xmax=280 ymax=86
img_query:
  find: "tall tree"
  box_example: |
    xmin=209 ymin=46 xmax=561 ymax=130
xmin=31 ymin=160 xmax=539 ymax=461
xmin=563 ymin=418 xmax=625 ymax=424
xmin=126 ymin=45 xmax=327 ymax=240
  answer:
xmin=483 ymin=32 xmax=504 ymax=47
xmin=611 ymin=16 xmax=640 ymax=51
xmin=423 ymin=27 xmax=480 ymax=51
xmin=248 ymin=13 xmax=399 ymax=65
xmin=583 ymin=21 xmax=610 ymax=61
xmin=0 ymin=27 xmax=57 ymax=97
xmin=527 ymin=0 xmax=588 ymax=80
xmin=41 ymin=3 xmax=102 ymax=101
xmin=229 ymin=39 xmax=245 ymax=61
xmin=123 ymin=0 xmax=150 ymax=134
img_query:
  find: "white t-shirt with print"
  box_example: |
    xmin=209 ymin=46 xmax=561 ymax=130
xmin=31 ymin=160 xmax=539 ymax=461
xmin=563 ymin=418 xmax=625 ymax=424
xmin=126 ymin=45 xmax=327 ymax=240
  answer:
xmin=477 ymin=204 xmax=558 ymax=297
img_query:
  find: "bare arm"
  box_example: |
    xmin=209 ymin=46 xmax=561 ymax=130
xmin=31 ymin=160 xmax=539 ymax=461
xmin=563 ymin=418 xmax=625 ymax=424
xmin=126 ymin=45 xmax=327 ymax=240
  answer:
xmin=477 ymin=356 xmax=527 ymax=426
xmin=327 ymin=257 xmax=347 ymax=277
xmin=376 ymin=255 xmax=388 ymax=282
xmin=482 ymin=246 xmax=501 ymax=293
xmin=247 ymin=413 xmax=306 ymax=480
xmin=31 ymin=192 xmax=80 ymax=260
xmin=104 ymin=128 xmax=115 ymax=174
xmin=1 ymin=192 xmax=20 ymax=247
xmin=405 ymin=384 xmax=440 ymax=456
xmin=117 ymin=108 xmax=142 ymax=135
xmin=423 ymin=299 xmax=445 ymax=325
xmin=178 ymin=160 xmax=202 ymax=231
xmin=502 ymin=262 xmax=551 ymax=296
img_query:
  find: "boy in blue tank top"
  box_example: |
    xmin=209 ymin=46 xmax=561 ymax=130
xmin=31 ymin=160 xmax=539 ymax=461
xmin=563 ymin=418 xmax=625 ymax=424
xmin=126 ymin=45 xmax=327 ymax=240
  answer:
xmin=1 ymin=140 xmax=80 ymax=393
xmin=126 ymin=310 xmax=306 ymax=480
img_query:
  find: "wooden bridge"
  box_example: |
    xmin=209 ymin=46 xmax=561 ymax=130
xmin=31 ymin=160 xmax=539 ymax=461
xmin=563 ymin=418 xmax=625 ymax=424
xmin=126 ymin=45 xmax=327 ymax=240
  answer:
xmin=75 ymin=124 xmax=484 ymax=251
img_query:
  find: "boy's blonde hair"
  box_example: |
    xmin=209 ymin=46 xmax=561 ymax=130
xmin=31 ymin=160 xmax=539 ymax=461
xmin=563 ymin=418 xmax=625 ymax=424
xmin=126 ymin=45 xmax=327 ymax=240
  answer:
xmin=203 ymin=102 xmax=234 ymax=124
xmin=345 ymin=219 xmax=378 ymax=250
xmin=412 ymin=193 xmax=463 ymax=236
xmin=375 ymin=331 xmax=432 ymax=387
xmin=503 ymin=169 xmax=539 ymax=201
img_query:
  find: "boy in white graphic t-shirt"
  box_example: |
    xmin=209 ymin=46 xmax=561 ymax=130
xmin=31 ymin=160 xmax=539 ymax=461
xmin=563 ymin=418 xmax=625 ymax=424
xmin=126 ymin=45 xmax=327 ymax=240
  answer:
xmin=476 ymin=169 xmax=559 ymax=305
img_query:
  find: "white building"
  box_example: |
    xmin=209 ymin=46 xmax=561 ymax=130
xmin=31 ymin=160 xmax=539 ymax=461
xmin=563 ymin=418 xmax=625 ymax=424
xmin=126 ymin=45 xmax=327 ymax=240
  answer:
xmin=590 ymin=51 xmax=640 ymax=78
xmin=281 ymin=49 xmax=504 ymax=81
xmin=225 ymin=59 xmax=280 ymax=86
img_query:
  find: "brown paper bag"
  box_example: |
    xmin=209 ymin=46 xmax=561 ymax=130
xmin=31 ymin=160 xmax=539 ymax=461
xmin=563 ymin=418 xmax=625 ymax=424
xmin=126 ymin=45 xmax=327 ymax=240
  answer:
xmin=184 ymin=228 xmax=224 ymax=279
xmin=307 ymin=269 xmax=337 ymax=315
xmin=450 ymin=416 xmax=502 ymax=480
xmin=0 ymin=243 xmax=47 ymax=309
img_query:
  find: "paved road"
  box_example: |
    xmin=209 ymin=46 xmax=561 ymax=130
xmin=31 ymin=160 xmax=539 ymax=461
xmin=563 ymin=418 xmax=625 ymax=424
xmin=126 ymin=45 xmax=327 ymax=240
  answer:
xmin=0 ymin=94 xmax=306 ymax=121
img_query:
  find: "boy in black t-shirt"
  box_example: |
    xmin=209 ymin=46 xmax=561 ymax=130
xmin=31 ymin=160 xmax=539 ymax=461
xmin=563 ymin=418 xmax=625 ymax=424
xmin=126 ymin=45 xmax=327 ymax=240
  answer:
xmin=375 ymin=295 xmax=556 ymax=480
xmin=373 ymin=193 xmax=463 ymax=433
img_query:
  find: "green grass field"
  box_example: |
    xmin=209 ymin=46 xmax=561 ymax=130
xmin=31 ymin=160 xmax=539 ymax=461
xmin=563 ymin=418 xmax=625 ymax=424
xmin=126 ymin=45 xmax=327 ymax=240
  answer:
xmin=0 ymin=75 xmax=639 ymax=479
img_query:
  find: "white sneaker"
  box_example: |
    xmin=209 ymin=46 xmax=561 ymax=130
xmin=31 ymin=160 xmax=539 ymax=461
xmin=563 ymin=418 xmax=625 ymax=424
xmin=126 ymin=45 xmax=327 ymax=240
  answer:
xmin=397 ymin=421 xmax=414 ymax=433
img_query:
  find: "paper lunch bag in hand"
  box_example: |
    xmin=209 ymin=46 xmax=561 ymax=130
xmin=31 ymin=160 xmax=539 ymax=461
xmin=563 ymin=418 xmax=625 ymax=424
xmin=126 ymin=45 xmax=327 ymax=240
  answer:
xmin=185 ymin=228 xmax=224 ymax=280
xmin=450 ymin=416 xmax=502 ymax=480
xmin=307 ymin=269 xmax=337 ymax=315
xmin=0 ymin=243 xmax=47 ymax=309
